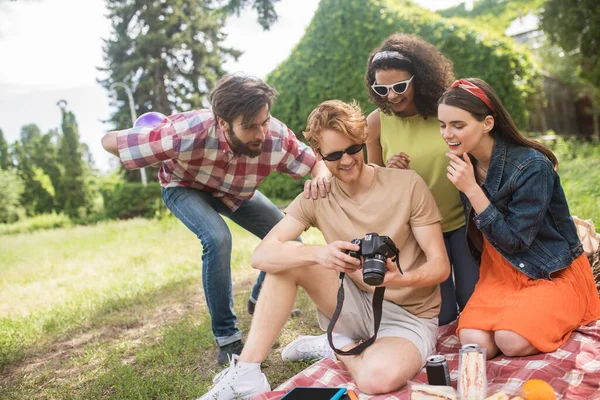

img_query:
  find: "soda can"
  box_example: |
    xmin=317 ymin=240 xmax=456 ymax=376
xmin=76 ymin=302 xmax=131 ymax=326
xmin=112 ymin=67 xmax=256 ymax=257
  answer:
xmin=461 ymin=343 xmax=480 ymax=350
xmin=426 ymin=355 xmax=451 ymax=386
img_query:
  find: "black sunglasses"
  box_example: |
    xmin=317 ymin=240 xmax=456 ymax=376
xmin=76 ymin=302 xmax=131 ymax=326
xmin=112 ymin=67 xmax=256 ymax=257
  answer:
xmin=318 ymin=143 xmax=365 ymax=162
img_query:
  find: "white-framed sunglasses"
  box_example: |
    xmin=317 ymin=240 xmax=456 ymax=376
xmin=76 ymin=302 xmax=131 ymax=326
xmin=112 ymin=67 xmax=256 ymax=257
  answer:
xmin=371 ymin=76 xmax=414 ymax=97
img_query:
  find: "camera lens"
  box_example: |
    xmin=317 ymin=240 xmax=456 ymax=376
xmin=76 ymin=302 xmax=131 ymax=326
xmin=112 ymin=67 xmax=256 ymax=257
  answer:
xmin=362 ymin=254 xmax=386 ymax=286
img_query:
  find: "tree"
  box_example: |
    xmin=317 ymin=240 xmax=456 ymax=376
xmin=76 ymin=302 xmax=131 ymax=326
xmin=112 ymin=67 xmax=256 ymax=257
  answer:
xmin=540 ymin=0 xmax=600 ymax=87
xmin=0 ymin=128 xmax=11 ymax=170
xmin=56 ymin=106 xmax=91 ymax=218
xmin=220 ymin=0 xmax=279 ymax=29
xmin=0 ymin=169 xmax=25 ymax=223
xmin=100 ymin=0 xmax=279 ymax=130
xmin=12 ymin=125 xmax=56 ymax=215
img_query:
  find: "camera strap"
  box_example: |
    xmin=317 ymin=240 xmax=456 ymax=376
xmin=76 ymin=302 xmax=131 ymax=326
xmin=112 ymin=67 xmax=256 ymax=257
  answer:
xmin=326 ymin=272 xmax=386 ymax=356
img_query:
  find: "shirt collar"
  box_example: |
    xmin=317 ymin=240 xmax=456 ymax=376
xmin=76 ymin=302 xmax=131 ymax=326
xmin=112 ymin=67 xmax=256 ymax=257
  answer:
xmin=482 ymin=134 xmax=507 ymax=197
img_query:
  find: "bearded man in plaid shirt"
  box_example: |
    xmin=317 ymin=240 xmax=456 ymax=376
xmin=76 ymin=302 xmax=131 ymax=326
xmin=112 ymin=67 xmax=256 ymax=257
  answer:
xmin=101 ymin=75 xmax=331 ymax=364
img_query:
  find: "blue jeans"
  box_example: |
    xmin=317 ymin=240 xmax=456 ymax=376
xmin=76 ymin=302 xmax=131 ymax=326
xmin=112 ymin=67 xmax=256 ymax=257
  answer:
xmin=162 ymin=186 xmax=290 ymax=346
xmin=439 ymin=225 xmax=480 ymax=325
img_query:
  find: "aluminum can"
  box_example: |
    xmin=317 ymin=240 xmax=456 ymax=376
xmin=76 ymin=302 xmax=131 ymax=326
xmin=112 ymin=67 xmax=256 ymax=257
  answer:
xmin=426 ymin=354 xmax=451 ymax=386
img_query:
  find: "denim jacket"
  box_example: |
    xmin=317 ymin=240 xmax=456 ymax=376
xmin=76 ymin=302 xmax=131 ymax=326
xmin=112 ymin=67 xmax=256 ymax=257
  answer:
xmin=462 ymin=135 xmax=583 ymax=280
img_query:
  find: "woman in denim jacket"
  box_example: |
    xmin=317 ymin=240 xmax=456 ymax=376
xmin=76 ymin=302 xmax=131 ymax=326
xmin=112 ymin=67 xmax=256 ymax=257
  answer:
xmin=437 ymin=78 xmax=600 ymax=359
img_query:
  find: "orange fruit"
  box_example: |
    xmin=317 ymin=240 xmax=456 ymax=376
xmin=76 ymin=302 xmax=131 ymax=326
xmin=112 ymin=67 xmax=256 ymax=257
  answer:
xmin=521 ymin=379 xmax=556 ymax=400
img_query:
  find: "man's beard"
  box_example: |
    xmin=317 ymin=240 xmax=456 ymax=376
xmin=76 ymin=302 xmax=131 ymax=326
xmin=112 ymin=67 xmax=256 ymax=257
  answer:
xmin=226 ymin=126 xmax=264 ymax=158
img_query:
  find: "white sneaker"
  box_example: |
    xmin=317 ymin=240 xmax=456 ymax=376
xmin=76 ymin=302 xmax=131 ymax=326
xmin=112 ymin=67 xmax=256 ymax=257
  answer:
xmin=198 ymin=355 xmax=271 ymax=400
xmin=281 ymin=334 xmax=336 ymax=362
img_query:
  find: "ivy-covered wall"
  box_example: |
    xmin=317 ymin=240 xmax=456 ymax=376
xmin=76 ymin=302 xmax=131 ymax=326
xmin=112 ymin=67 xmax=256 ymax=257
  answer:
xmin=438 ymin=0 xmax=545 ymax=34
xmin=266 ymin=0 xmax=541 ymax=136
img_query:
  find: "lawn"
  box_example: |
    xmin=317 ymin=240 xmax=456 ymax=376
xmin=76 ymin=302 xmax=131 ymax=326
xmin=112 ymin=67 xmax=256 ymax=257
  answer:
xmin=551 ymin=138 xmax=600 ymax=224
xmin=0 ymin=217 xmax=325 ymax=399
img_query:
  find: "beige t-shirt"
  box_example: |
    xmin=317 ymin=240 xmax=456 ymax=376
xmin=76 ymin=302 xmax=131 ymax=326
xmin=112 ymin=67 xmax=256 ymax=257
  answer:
xmin=285 ymin=164 xmax=443 ymax=319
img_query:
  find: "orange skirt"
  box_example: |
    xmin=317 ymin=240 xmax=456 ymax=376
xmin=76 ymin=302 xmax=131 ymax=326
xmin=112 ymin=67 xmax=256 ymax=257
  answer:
xmin=457 ymin=238 xmax=600 ymax=352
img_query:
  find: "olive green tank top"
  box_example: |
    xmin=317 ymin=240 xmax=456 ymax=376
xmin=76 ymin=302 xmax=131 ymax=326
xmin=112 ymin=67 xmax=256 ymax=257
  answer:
xmin=379 ymin=112 xmax=465 ymax=232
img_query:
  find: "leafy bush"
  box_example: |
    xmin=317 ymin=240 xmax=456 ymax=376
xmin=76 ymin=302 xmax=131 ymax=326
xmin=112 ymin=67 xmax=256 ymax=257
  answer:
xmin=101 ymin=182 xmax=164 ymax=220
xmin=0 ymin=169 xmax=26 ymax=224
xmin=258 ymin=172 xmax=309 ymax=204
xmin=536 ymin=135 xmax=600 ymax=224
xmin=438 ymin=0 xmax=544 ymax=34
xmin=267 ymin=0 xmax=541 ymax=136
xmin=0 ymin=212 xmax=71 ymax=236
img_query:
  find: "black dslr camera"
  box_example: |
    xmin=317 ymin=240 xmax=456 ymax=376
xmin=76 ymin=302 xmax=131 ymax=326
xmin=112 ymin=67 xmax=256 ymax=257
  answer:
xmin=347 ymin=233 xmax=402 ymax=286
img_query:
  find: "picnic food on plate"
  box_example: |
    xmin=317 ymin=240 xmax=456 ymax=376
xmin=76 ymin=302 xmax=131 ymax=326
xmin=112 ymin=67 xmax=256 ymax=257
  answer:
xmin=410 ymin=383 xmax=457 ymax=399
xmin=521 ymin=379 xmax=556 ymax=400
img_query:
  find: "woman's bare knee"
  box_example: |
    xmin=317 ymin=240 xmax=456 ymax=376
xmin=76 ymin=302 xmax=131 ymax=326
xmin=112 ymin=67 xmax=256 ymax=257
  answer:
xmin=495 ymin=330 xmax=539 ymax=357
xmin=459 ymin=329 xmax=499 ymax=359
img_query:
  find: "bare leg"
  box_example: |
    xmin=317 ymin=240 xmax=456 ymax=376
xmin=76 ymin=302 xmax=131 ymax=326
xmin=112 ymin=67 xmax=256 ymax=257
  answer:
xmin=337 ymin=337 xmax=422 ymax=395
xmin=494 ymin=330 xmax=540 ymax=357
xmin=239 ymin=265 xmax=339 ymax=363
xmin=459 ymin=328 xmax=500 ymax=359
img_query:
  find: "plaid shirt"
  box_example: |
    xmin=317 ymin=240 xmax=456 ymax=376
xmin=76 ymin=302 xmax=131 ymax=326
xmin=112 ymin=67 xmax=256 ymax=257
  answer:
xmin=117 ymin=109 xmax=316 ymax=211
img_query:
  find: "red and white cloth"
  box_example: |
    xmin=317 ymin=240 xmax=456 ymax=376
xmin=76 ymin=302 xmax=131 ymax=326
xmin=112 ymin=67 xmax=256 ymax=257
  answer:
xmin=255 ymin=320 xmax=600 ymax=399
xmin=117 ymin=110 xmax=316 ymax=211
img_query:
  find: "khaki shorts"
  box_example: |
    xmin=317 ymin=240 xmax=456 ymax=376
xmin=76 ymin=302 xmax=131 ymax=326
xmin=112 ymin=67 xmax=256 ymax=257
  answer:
xmin=317 ymin=278 xmax=439 ymax=366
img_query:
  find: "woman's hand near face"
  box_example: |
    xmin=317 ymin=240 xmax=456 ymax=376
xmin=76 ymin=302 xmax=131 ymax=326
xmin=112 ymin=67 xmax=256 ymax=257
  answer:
xmin=446 ymin=152 xmax=478 ymax=193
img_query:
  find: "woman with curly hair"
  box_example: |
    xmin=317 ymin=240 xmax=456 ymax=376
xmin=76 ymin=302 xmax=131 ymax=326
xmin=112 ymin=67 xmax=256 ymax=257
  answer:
xmin=365 ymin=33 xmax=478 ymax=325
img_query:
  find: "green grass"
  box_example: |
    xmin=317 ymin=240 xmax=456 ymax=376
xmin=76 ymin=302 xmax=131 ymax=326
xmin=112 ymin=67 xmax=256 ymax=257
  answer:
xmin=0 ymin=216 xmax=326 ymax=399
xmin=0 ymin=212 xmax=72 ymax=235
xmin=552 ymin=138 xmax=600 ymax=225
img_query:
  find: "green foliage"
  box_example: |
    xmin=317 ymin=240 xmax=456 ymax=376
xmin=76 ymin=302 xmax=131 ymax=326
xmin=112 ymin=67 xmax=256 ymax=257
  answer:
xmin=101 ymin=182 xmax=164 ymax=220
xmin=220 ymin=0 xmax=280 ymax=29
xmin=100 ymin=0 xmax=240 ymax=130
xmin=537 ymin=135 xmax=600 ymax=224
xmin=439 ymin=0 xmax=545 ymax=34
xmin=100 ymin=0 xmax=281 ymax=133
xmin=541 ymin=0 xmax=600 ymax=87
xmin=12 ymin=125 xmax=57 ymax=215
xmin=0 ymin=212 xmax=71 ymax=236
xmin=56 ymin=108 xmax=92 ymax=219
xmin=267 ymin=0 xmax=541 ymax=136
xmin=258 ymin=172 xmax=308 ymax=203
xmin=0 ymin=169 xmax=25 ymax=224
xmin=0 ymin=128 xmax=11 ymax=170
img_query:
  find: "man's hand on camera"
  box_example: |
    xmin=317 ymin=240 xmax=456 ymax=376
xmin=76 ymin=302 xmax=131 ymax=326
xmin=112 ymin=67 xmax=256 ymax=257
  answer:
xmin=315 ymin=241 xmax=362 ymax=273
xmin=380 ymin=258 xmax=406 ymax=286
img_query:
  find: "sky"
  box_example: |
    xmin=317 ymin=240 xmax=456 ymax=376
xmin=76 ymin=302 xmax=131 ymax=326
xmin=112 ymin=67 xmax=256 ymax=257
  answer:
xmin=0 ymin=0 xmax=463 ymax=171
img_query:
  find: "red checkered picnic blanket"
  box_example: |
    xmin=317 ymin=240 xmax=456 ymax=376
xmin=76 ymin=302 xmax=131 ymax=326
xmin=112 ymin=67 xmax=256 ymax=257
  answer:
xmin=255 ymin=320 xmax=600 ymax=399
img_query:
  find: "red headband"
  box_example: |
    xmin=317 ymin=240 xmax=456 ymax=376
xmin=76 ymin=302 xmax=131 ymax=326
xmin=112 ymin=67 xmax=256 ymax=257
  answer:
xmin=449 ymin=79 xmax=496 ymax=116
